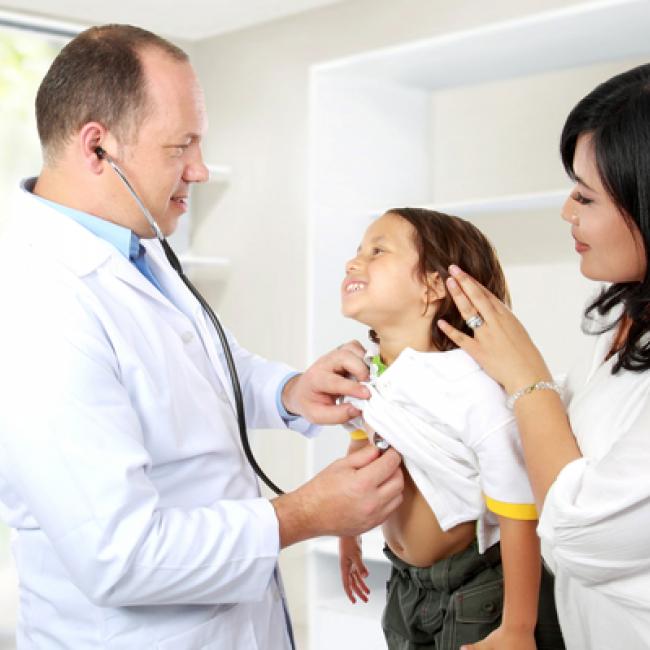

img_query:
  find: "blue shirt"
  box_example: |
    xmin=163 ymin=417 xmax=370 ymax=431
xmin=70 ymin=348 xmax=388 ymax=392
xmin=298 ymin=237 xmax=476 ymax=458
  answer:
xmin=31 ymin=191 xmax=297 ymax=421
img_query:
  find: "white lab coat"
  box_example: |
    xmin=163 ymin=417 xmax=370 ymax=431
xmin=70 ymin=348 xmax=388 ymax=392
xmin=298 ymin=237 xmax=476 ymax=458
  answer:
xmin=0 ymin=183 xmax=307 ymax=649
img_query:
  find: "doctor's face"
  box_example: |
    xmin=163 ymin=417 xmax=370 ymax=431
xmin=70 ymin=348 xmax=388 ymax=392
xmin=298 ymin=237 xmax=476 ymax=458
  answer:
xmin=113 ymin=47 xmax=209 ymax=238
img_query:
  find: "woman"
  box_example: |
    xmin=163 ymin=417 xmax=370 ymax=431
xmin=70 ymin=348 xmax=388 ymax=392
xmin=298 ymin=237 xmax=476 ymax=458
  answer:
xmin=439 ymin=64 xmax=650 ymax=650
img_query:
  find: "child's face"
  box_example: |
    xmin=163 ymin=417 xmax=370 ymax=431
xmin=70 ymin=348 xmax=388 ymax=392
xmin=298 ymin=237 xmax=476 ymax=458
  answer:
xmin=341 ymin=212 xmax=432 ymax=332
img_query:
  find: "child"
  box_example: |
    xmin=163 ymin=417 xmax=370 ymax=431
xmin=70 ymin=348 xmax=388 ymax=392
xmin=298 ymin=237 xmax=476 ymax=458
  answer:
xmin=338 ymin=208 xmax=564 ymax=650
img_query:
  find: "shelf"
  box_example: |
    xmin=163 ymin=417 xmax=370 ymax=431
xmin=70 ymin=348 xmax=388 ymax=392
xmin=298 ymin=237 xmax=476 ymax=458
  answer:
xmin=312 ymin=527 xmax=388 ymax=564
xmin=423 ymin=188 xmax=570 ymax=217
xmin=368 ymin=188 xmax=570 ymax=220
xmin=178 ymin=253 xmax=230 ymax=279
xmin=313 ymin=594 xmax=386 ymax=619
xmin=315 ymin=0 xmax=650 ymax=90
xmin=206 ymin=164 xmax=231 ymax=183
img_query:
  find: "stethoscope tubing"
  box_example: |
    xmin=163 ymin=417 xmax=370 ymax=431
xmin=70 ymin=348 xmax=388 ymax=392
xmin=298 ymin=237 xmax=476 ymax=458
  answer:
xmin=96 ymin=147 xmax=285 ymax=496
xmin=160 ymin=239 xmax=285 ymax=496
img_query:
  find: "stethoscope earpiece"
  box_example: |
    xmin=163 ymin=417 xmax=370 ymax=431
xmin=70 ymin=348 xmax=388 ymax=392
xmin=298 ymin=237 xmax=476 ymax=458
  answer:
xmin=95 ymin=146 xmax=106 ymax=160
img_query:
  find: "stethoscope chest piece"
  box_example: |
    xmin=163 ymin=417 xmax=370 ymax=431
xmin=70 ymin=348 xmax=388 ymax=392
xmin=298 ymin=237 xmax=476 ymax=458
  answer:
xmin=373 ymin=433 xmax=391 ymax=452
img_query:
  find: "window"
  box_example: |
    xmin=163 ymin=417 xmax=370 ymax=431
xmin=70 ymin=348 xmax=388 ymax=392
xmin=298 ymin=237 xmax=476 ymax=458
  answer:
xmin=0 ymin=22 xmax=70 ymax=646
xmin=0 ymin=27 xmax=66 ymax=205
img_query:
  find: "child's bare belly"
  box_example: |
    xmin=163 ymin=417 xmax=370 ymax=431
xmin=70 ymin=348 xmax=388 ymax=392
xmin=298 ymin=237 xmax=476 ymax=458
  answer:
xmin=382 ymin=469 xmax=476 ymax=568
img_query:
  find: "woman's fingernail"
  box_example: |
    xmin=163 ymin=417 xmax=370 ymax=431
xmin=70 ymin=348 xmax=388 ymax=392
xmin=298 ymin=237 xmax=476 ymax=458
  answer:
xmin=449 ymin=264 xmax=461 ymax=276
xmin=447 ymin=277 xmax=458 ymax=289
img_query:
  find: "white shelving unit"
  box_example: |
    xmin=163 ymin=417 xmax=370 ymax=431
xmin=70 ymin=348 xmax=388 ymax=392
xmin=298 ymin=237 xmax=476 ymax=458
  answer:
xmin=206 ymin=163 xmax=232 ymax=183
xmin=312 ymin=527 xmax=386 ymax=564
xmin=378 ymin=188 xmax=570 ymax=219
xmin=307 ymin=2 xmax=650 ymax=648
xmin=178 ymin=252 xmax=230 ymax=279
xmin=171 ymin=162 xmax=232 ymax=281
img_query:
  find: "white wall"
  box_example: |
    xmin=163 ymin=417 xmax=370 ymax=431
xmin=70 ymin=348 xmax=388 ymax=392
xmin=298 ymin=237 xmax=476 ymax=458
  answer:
xmin=188 ymin=0 xmax=610 ymax=637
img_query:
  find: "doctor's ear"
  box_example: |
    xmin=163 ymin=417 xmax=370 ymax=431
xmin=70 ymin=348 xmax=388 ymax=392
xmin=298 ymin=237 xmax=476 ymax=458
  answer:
xmin=79 ymin=122 xmax=111 ymax=173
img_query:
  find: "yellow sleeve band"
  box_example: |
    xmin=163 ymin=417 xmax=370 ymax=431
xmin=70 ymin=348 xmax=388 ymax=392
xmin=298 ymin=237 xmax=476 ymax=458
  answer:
xmin=484 ymin=495 xmax=538 ymax=520
xmin=349 ymin=428 xmax=368 ymax=441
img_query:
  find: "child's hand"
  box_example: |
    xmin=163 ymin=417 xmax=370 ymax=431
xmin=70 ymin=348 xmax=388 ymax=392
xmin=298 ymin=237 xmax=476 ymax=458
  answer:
xmin=338 ymin=535 xmax=370 ymax=603
xmin=460 ymin=625 xmax=537 ymax=650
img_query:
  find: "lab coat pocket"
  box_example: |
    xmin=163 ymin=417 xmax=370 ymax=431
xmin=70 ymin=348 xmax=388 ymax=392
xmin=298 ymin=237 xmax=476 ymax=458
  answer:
xmin=157 ymin=607 xmax=257 ymax=650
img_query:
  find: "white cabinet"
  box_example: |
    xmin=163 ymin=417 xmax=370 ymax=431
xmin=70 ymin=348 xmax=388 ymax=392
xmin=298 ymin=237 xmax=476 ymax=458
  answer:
xmin=306 ymin=1 xmax=650 ymax=647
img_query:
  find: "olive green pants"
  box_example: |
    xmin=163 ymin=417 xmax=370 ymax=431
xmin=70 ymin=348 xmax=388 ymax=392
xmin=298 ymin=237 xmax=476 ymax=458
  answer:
xmin=382 ymin=543 xmax=565 ymax=650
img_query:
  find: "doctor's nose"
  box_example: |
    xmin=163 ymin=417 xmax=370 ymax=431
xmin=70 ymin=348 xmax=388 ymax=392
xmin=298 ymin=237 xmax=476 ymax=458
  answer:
xmin=183 ymin=154 xmax=210 ymax=184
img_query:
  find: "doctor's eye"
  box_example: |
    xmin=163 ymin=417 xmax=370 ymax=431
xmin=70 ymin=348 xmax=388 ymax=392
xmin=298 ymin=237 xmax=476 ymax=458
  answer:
xmin=371 ymin=246 xmax=385 ymax=255
xmin=168 ymin=144 xmax=191 ymax=157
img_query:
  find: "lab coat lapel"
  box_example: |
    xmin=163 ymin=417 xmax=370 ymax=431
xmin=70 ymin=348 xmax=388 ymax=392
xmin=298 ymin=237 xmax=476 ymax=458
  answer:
xmin=15 ymin=184 xmax=236 ymax=408
xmin=108 ymin=253 xmax=178 ymax=314
xmin=13 ymin=184 xmax=208 ymax=361
xmin=142 ymin=239 xmax=236 ymax=408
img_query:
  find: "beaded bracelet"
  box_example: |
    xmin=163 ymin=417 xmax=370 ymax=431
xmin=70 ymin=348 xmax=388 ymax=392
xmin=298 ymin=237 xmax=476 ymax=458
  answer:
xmin=506 ymin=380 xmax=561 ymax=410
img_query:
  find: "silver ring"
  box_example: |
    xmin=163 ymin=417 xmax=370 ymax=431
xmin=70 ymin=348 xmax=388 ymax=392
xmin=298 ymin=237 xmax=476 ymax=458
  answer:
xmin=465 ymin=314 xmax=484 ymax=330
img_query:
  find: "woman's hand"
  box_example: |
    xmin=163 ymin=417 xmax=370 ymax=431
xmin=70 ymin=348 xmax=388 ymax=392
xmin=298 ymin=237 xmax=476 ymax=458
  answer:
xmin=339 ymin=535 xmax=370 ymax=603
xmin=437 ymin=265 xmax=551 ymax=395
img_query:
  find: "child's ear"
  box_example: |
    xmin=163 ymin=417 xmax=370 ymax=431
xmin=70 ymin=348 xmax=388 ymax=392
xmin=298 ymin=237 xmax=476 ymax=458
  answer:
xmin=425 ymin=272 xmax=447 ymax=302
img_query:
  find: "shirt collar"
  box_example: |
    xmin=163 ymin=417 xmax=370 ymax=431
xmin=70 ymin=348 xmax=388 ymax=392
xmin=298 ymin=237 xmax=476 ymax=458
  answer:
xmin=28 ymin=186 xmax=139 ymax=261
xmin=371 ymin=354 xmax=388 ymax=377
xmin=362 ymin=347 xmax=387 ymax=380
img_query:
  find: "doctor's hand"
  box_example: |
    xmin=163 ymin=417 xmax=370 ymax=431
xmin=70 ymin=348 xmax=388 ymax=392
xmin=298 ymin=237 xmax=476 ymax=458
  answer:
xmin=281 ymin=341 xmax=371 ymax=424
xmin=271 ymin=445 xmax=403 ymax=549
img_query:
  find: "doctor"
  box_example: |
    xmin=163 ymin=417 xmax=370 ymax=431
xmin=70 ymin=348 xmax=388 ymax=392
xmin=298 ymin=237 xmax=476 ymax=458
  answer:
xmin=0 ymin=24 xmax=403 ymax=649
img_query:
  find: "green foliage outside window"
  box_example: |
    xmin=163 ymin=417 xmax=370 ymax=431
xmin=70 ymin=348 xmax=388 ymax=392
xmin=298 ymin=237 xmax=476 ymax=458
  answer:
xmin=0 ymin=29 xmax=64 ymax=214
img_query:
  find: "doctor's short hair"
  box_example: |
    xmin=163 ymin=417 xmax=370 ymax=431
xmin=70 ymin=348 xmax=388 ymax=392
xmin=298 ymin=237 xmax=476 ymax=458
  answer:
xmin=371 ymin=208 xmax=510 ymax=352
xmin=36 ymin=24 xmax=188 ymax=163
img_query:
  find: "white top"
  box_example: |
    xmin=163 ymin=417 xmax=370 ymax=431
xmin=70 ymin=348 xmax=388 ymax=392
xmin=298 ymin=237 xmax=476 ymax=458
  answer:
xmin=538 ymin=328 xmax=650 ymax=650
xmin=0 ymin=183 xmax=310 ymax=649
xmin=347 ymin=347 xmax=536 ymax=553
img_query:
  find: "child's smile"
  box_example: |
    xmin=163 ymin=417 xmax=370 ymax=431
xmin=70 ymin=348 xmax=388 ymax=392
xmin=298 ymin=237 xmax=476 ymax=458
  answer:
xmin=341 ymin=212 xmax=430 ymax=337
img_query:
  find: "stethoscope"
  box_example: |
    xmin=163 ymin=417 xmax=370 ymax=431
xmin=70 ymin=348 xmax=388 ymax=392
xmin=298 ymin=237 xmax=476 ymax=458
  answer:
xmin=95 ymin=146 xmax=285 ymax=496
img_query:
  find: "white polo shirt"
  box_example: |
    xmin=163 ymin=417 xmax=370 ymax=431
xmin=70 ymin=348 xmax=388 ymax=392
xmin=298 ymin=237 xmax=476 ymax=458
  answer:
xmin=346 ymin=347 xmax=536 ymax=553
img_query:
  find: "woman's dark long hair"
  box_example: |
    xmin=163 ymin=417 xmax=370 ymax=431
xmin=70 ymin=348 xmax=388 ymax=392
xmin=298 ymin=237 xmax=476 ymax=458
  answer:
xmin=369 ymin=208 xmax=509 ymax=352
xmin=560 ymin=63 xmax=650 ymax=373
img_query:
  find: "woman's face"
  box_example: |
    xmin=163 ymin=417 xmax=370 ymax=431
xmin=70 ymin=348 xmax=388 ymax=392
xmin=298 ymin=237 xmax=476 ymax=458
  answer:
xmin=561 ymin=133 xmax=646 ymax=283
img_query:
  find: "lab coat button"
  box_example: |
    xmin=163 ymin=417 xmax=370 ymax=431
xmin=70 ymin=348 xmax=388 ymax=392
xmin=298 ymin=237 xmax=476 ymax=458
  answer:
xmin=181 ymin=331 xmax=194 ymax=343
